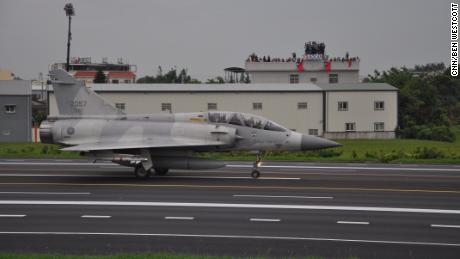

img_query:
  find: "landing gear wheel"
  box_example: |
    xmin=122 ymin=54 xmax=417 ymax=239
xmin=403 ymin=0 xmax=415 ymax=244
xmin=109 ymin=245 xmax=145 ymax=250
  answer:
xmin=154 ymin=167 xmax=169 ymax=176
xmin=134 ymin=164 xmax=150 ymax=179
xmin=250 ymin=152 xmax=263 ymax=178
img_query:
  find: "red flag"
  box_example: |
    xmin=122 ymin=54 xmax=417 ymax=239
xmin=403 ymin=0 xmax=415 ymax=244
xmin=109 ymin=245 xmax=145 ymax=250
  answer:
xmin=296 ymin=60 xmax=304 ymax=71
xmin=348 ymin=59 xmax=352 ymax=67
xmin=324 ymin=61 xmax=331 ymax=72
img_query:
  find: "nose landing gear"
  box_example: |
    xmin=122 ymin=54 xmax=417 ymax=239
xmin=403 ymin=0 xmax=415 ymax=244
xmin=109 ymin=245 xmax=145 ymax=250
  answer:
xmin=251 ymin=153 xmax=262 ymax=178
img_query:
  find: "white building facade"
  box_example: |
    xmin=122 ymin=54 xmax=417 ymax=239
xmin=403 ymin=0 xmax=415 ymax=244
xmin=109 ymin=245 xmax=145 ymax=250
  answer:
xmin=49 ymin=83 xmax=398 ymax=139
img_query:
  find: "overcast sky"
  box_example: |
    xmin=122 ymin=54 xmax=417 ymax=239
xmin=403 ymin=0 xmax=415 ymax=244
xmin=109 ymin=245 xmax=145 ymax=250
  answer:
xmin=0 ymin=0 xmax=454 ymax=80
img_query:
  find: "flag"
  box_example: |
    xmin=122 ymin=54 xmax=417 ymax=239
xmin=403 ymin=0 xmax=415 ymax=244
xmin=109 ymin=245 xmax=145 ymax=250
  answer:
xmin=297 ymin=60 xmax=304 ymax=71
xmin=324 ymin=61 xmax=331 ymax=72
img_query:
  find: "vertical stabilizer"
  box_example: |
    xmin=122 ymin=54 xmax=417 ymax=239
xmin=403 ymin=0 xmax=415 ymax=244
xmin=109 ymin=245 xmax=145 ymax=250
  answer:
xmin=49 ymin=69 xmax=122 ymax=116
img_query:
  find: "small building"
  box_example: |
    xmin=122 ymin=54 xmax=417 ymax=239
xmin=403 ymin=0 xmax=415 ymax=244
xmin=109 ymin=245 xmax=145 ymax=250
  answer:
xmin=48 ymin=82 xmax=398 ymax=139
xmin=245 ymin=42 xmax=360 ymax=84
xmin=0 ymin=80 xmax=32 ymax=142
xmin=51 ymin=57 xmax=137 ymax=85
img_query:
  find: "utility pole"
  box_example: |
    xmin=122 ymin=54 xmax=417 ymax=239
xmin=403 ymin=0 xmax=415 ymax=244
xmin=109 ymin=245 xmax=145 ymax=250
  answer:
xmin=64 ymin=3 xmax=75 ymax=72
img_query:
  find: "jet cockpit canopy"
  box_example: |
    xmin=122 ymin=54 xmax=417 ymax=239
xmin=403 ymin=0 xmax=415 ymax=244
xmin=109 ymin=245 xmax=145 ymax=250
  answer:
xmin=207 ymin=112 xmax=287 ymax=132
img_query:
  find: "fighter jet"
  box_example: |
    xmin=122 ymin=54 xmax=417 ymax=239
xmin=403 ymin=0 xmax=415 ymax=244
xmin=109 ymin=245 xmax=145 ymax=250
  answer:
xmin=40 ymin=69 xmax=340 ymax=178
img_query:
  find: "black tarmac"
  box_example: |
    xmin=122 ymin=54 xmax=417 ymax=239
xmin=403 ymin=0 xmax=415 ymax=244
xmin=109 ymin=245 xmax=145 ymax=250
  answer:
xmin=0 ymin=159 xmax=459 ymax=258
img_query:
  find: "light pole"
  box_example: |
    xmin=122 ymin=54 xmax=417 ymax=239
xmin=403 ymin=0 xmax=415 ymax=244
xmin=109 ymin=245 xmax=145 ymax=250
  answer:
xmin=64 ymin=3 xmax=75 ymax=72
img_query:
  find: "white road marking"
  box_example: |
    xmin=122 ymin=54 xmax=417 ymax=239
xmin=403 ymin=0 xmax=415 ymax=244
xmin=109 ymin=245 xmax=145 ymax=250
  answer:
xmin=164 ymin=216 xmax=194 ymax=220
xmin=81 ymin=215 xmax=111 ymax=219
xmin=0 ymin=174 xmax=131 ymax=178
xmin=233 ymin=194 xmax=333 ymax=199
xmin=431 ymin=224 xmax=460 ymax=229
xmin=227 ymin=164 xmax=460 ymax=172
xmin=0 ymin=214 xmax=26 ymax=218
xmin=0 ymin=231 xmax=459 ymax=247
xmin=250 ymin=218 xmax=281 ymax=222
xmin=0 ymin=174 xmax=299 ymax=181
xmin=337 ymin=221 xmax=369 ymax=225
xmin=161 ymin=176 xmax=300 ymax=180
xmin=0 ymin=192 xmax=90 ymax=195
xmin=0 ymin=162 xmax=115 ymax=166
xmin=0 ymin=200 xmax=459 ymax=215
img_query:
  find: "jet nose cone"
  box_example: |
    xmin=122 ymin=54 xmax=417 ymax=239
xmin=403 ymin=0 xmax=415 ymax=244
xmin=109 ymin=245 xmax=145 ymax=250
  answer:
xmin=301 ymin=134 xmax=341 ymax=150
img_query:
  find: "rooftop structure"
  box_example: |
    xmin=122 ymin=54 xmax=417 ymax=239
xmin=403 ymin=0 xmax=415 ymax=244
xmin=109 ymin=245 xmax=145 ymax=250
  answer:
xmin=245 ymin=42 xmax=360 ymax=84
xmin=51 ymin=57 xmax=137 ymax=84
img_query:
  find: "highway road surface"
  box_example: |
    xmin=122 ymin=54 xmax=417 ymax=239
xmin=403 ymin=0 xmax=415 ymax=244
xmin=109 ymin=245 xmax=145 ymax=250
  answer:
xmin=0 ymin=159 xmax=459 ymax=258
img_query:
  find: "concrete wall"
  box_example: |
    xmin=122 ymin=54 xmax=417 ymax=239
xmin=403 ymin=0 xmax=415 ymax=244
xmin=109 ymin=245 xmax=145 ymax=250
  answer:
xmin=325 ymin=91 xmax=398 ymax=138
xmin=49 ymin=88 xmax=397 ymax=139
xmin=249 ymin=70 xmax=359 ymax=84
xmin=0 ymin=95 xmax=31 ymax=142
xmin=50 ymin=91 xmax=324 ymax=135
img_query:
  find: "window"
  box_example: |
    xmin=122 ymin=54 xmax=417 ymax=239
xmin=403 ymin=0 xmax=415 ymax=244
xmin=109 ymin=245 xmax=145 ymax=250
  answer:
xmin=297 ymin=102 xmax=308 ymax=109
xmin=289 ymin=74 xmax=299 ymax=84
xmin=112 ymin=79 xmax=119 ymax=84
xmin=309 ymin=129 xmax=319 ymax=135
xmin=124 ymin=80 xmax=130 ymax=83
xmin=4 ymin=104 xmax=16 ymax=114
xmin=374 ymin=101 xmax=385 ymax=110
xmin=115 ymin=103 xmax=125 ymax=111
xmin=252 ymin=102 xmax=263 ymax=110
xmin=207 ymin=103 xmax=217 ymax=110
xmin=338 ymin=101 xmax=348 ymax=111
xmin=329 ymin=74 xmax=338 ymax=83
xmin=374 ymin=122 xmax=385 ymax=132
xmin=310 ymin=77 xmax=317 ymax=83
xmin=161 ymin=103 xmax=172 ymax=112
xmin=345 ymin=122 xmax=356 ymax=132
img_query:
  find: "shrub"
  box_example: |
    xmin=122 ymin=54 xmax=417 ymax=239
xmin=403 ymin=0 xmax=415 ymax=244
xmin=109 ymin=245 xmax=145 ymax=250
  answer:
xmin=317 ymin=149 xmax=342 ymax=158
xmin=351 ymin=150 xmax=358 ymax=159
xmin=40 ymin=145 xmax=49 ymax=154
xmin=400 ymin=125 xmax=456 ymax=142
xmin=413 ymin=147 xmax=445 ymax=159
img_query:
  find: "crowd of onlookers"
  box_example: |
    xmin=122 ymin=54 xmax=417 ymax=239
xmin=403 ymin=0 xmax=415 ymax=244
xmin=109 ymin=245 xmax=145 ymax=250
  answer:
xmin=246 ymin=42 xmax=361 ymax=64
xmin=246 ymin=53 xmax=360 ymax=63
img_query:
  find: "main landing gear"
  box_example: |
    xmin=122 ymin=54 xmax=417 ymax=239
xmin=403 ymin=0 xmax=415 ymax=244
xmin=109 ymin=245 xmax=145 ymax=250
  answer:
xmin=134 ymin=164 xmax=151 ymax=178
xmin=134 ymin=164 xmax=170 ymax=178
xmin=251 ymin=153 xmax=262 ymax=179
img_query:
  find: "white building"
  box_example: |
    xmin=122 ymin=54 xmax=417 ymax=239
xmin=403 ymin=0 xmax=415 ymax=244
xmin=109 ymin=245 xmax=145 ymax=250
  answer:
xmin=246 ymin=59 xmax=360 ymax=84
xmin=48 ymin=83 xmax=398 ymax=139
xmin=245 ymin=42 xmax=360 ymax=84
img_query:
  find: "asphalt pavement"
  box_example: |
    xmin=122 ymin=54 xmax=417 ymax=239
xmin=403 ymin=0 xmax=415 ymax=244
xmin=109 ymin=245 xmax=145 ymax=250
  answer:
xmin=0 ymin=158 xmax=459 ymax=258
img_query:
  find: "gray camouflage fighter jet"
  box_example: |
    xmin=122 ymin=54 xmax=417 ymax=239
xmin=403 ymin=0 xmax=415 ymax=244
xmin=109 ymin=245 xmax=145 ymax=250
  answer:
xmin=40 ymin=69 xmax=340 ymax=178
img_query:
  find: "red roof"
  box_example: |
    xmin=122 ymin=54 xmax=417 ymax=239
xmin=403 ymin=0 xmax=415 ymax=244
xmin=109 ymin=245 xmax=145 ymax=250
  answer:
xmin=107 ymin=71 xmax=136 ymax=78
xmin=74 ymin=71 xmax=97 ymax=78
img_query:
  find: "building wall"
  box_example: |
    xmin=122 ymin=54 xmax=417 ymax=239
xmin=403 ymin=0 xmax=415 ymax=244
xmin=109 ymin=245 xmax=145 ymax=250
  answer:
xmin=49 ymin=89 xmax=398 ymax=138
xmin=325 ymin=91 xmax=398 ymax=138
xmin=49 ymin=92 xmax=324 ymax=135
xmin=0 ymin=95 xmax=31 ymax=142
xmin=249 ymin=70 xmax=359 ymax=84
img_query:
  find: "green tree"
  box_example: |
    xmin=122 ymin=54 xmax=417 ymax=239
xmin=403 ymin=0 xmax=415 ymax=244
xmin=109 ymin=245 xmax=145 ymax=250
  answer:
xmin=93 ymin=69 xmax=106 ymax=83
xmin=136 ymin=67 xmax=201 ymax=84
xmin=367 ymin=63 xmax=460 ymax=142
xmin=206 ymin=76 xmax=225 ymax=84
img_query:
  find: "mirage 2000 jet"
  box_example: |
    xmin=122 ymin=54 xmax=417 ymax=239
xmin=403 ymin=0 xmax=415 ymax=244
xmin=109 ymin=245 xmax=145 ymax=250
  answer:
xmin=40 ymin=69 xmax=340 ymax=178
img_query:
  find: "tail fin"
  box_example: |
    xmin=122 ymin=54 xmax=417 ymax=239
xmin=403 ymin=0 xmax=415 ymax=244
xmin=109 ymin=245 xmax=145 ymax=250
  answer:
xmin=49 ymin=69 xmax=122 ymax=116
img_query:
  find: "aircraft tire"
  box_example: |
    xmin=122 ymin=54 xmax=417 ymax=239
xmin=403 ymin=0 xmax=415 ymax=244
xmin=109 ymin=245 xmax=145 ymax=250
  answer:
xmin=251 ymin=170 xmax=260 ymax=179
xmin=134 ymin=164 xmax=150 ymax=178
xmin=154 ymin=167 xmax=169 ymax=176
